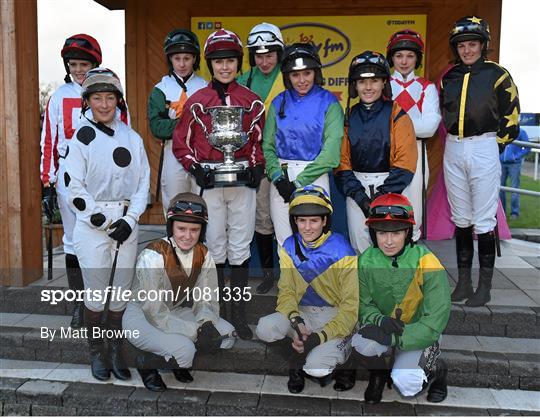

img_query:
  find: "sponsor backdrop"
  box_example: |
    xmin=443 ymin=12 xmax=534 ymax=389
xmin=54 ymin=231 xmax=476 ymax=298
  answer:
xmin=192 ymin=15 xmax=427 ymax=108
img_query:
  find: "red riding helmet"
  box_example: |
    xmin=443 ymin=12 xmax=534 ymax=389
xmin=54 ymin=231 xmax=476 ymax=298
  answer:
xmin=386 ymin=29 xmax=425 ymax=69
xmin=366 ymin=193 xmax=415 ymax=231
xmin=204 ymin=29 xmax=244 ymax=74
xmin=61 ymin=34 xmax=102 ymax=83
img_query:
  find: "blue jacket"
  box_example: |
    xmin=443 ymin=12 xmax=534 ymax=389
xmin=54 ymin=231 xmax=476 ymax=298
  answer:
xmin=500 ymin=129 xmax=530 ymax=163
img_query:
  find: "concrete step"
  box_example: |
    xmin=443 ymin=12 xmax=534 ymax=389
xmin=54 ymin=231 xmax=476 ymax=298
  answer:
xmin=1 ymin=359 xmax=539 ymax=416
xmin=2 ymin=285 xmax=539 ymax=338
xmin=0 ymin=314 xmax=538 ymax=391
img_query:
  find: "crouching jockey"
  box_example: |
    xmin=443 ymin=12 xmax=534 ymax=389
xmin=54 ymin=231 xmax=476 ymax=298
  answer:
xmin=255 ymin=185 xmax=358 ymax=394
xmin=351 ymin=193 xmax=450 ymax=403
xmin=123 ymin=193 xmax=235 ymax=391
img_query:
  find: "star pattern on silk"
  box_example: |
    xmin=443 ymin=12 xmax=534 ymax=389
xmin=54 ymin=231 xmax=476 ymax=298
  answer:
xmin=505 ymin=82 xmax=518 ymax=102
xmin=505 ymin=108 xmax=519 ymax=128
xmin=468 ymin=16 xmax=482 ymax=24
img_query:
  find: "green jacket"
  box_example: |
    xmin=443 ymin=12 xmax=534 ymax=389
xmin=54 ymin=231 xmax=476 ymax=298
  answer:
xmin=358 ymin=244 xmax=451 ymax=351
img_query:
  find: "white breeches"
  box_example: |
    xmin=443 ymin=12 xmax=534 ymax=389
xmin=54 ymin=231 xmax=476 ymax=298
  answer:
xmin=443 ymin=132 xmax=500 ymax=234
xmin=123 ymin=302 xmax=235 ymax=368
xmin=73 ymin=201 xmax=138 ymax=312
xmin=56 ymin=162 xmax=77 ymax=255
xmin=255 ymin=177 xmax=274 ymax=235
xmin=160 ymin=141 xmax=193 ymax=218
xmin=406 ymin=141 xmax=429 ymax=242
xmin=269 ymin=159 xmax=330 ymax=247
xmin=255 ymin=307 xmax=350 ymax=377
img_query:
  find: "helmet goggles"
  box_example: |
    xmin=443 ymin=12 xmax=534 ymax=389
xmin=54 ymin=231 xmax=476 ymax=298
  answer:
xmin=247 ymin=30 xmax=284 ymax=47
xmin=63 ymin=37 xmax=98 ymax=52
xmin=169 ymin=200 xmax=207 ymax=218
xmin=369 ymin=205 xmax=410 ymax=220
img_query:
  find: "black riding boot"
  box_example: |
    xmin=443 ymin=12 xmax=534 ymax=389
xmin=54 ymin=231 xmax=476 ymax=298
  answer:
xmin=333 ymin=352 xmax=357 ymax=392
xmin=427 ymin=360 xmax=448 ymax=403
xmin=255 ymin=232 xmax=275 ymax=294
xmin=164 ymin=357 xmax=194 ymax=383
xmin=84 ymin=307 xmax=110 ymax=381
xmin=466 ymin=231 xmax=495 ymax=307
xmin=451 ymin=226 xmax=474 ymax=301
xmin=357 ymin=354 xmax=390 ymax=404
xmin=230 ymin=261 xmax=253 ymax=340
xmin=135 ymin=352 xmax=167 ymax=392
xmin=107 ymin=310 xmax=131 ymax=380
xmin=287 ymin=346 xmax=306 ymax=394
xmin=216 ymin=263 xmax=228 ymax=320
xmin=66 ymin=254 xmax=85 ymax=328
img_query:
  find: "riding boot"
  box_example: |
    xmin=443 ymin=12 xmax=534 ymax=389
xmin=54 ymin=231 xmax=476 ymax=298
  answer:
xmin=333 ymin=352 xmax=357 ymax=392
xmin=427 ymin=360 xmax=448 ymax=403
xmin=451 ymin=226 xmax=474 ymax=301
xmin=65 ymin=254 xmax=85 ymax=328
xmin=107 ymin=310 xmax=131 ymax=380
xmin=230 ymin=261 xmax=253 ymax=340
xmin=84 ymin=307 xmax=110 ymax=381
xmin=466 ymin=231 xmax=495 ymax=307
xmin=135 ymin=352 xmax=167 ymax=392
xmin=164 ymin=357 xmax=194 ymax=383
xmin=357 ymin=354 xmax=390 ymax=404
xmin=216 ymin=263 xmax=228 ymax=320
xmin=287 ymin=347 xmax=306 ymax=394
xmin=255 ymin=232 xmax=275 ymax=294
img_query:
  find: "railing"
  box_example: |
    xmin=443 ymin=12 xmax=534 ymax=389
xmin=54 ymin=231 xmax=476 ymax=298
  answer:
xmin=500 ymin=138 xmax=540 ymax=197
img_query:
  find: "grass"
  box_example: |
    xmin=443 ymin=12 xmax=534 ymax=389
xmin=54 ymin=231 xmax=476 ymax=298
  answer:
xmin=503 ymin=174 xmax=540 ymax=229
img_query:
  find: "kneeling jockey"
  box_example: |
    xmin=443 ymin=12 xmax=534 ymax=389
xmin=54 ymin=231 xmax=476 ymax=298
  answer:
xmin=123 ymin=193 xmax=235 ymax=391
xmin=352 ymin=193 xmax=450 ymax=403
xmin=256 ymin=185 xmax=358 ymax=394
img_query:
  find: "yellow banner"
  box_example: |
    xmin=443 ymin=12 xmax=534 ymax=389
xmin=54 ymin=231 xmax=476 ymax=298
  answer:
xmin=192 ymin=15 xmax=427 ymax=107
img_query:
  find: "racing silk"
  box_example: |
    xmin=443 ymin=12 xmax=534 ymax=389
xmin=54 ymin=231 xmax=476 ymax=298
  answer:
xmin=65 ymin=118 xmax=150 ymax=228
xmin=237 ymin=65 xmax=284 ymax=111
xmin=147 ymin=72 xmax=207 ymax=140
xmin=276 ymin=231 xmax=358 ymax=343
xmin=440 ymin=58 xmax=520 ymax=144
xmin=335 ymin=99 xmax=417 ymax=201
xmin=263 ymin=85 xmax=344 ymax=185
xmin=390 ymin=71 xmax=441 ymax=138
xmin=40 ymin=82 xmax=131 ymax=184
xmin=172 ymin=80 xmax=265 ymax=170
xmin=358 ymin=244 xmax=451 ymax=351
xmin=132 ymin=237 xmax=219 ymax=341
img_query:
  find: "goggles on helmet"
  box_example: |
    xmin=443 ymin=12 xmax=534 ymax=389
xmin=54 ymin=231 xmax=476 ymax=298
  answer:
xmin=351 ymin=55 xmax=384 ymax=66
xmin=451 ymin=23 xmax=487 ymax=36
xmin=369 ymin=205 xmax=410 ymax=220
xmin=169 ymin=200 xmax=207 ymax=217
xmin=167 ymin=32 xmax=197 ymax=45
xmin=247 ymin=31 xmax=284 ymax=47
xmin=63 ymin=37 xmax=98 ymax=52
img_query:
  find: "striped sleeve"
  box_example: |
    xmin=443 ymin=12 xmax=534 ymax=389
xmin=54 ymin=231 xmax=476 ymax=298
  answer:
xmin=40 ymin=96 xmax=59 ymax=184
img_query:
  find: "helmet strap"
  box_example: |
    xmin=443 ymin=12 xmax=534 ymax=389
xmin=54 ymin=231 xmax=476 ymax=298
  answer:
xmin=293 ymin=232 xmax=308 ymax=262
xmin=246 ymin=68 xmax=254 ymax=89
xmin=211 ymin=79 xmax=229 ymax=106
xmin=83 ymin=112 xmax=115 ymax=137
xmin=171 ymin=71 xmax=189 ymax=92
xmin=344 ymin=95 xmax=351 ymax=127
xmin=278 ymin=92 xmax=287 ymax=119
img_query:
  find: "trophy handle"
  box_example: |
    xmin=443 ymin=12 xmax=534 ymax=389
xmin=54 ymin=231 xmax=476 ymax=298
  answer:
xmin=245 ymin=99 xmax=265 ymax=137
xmin=190 ymin=102 xmax=209 ymax=137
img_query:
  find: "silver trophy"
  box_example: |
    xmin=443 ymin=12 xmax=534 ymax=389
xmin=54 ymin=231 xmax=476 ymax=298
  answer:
xmin=190 ymin=100 xmax=265 ymax=187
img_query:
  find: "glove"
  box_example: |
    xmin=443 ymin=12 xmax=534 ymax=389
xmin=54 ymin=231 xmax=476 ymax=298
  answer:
xmin=168 ymin=107 xmax=178 ymax=120
xmin=274 ymin=178 xmax=296 ymax=203
xmin=42 ymin=186 xmax=57 ymax=221
xmin=352 ymin=191 xmax=371 ymax=218
xmin=380 ymin=316 xmax=405 ymax=336
xmin=90 ymin=213 xmax=110 ymax=230
xmin=190 ymin=163 xmax=211 ymax=188
xmin=303 ymin=333 xmax=321 ymax=354
xmin=108 ymin=218 xmax=133 ymax=244
xmin=195 ymin=321 xmax=221 ymax=353
xmin=359 ymin=324 xmax=393 ymax=346
xmin=247 ymin=165 xmax=265 ymax=189
xmin=498 ymin=143 xmax=506 ymax=154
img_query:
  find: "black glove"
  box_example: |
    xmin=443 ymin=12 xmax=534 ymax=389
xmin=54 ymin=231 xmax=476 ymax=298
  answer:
xmin=353 ymin=191 xmax=371 ymax=218
xmin=275 ymin=178 xmax=296 ymax=203
xmin=247 ymin=165 xmax=265 ymax=189
xmin=380 ymin=316 xmax=405 ymax=336
xmin=303 ymin=333 xmax=321 ymax=354
xmin=195 ymin=321 xmax=221 ymax=353
xmin=190 ymin=163 xmax=211 ymax=188
xmin=108 ymin=218 xmax=132 ymax=244
xmin=498 ymin=143 xmax=506 ymax=154
xmin=359 ymin=324 xmax=392 ymax=346
xmin=90 ymin=213 xmax=106 ymax=228
xmin=42 ymin=186 xmax=57 ymax=220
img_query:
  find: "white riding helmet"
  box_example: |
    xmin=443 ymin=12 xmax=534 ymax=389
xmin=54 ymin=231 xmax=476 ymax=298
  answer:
xmin=246 ymin=22 xmax=284 ymax=66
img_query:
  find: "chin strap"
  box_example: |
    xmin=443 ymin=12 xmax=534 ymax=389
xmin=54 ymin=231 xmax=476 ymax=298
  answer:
xmin=83 ymin=112 xmax=115 ymax=136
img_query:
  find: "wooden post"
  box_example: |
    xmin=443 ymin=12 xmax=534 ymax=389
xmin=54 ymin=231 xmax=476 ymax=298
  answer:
xmin=0 ymin=0 xmax=42 ymax=286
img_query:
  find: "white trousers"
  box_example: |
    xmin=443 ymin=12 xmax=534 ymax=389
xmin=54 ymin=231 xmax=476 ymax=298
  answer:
xmin=256 ymin=307 xmax=350 ymax=377
xmin=346 ymin=172 xmax=415 ymax=253
xmin=255 ymin=177 xmax=274 ymax=235
xmin=407 ymin=141 xmax=428 ymax=242
xmin=73 ymin=201 xmax=138 ymax=312
xmin=56 ymin=162 xmax=77 ymax=255
xmin=352 ymin=334 xmax=427 ymax=397
xmin=123 ymin=302 xmax=235 ymax=368
xmin=269 ymin=159 xmax=330 ymax=247
xmin=160 ymin=140 xmax=192 ymax=218
xmin=193 ymin=179 xmax=256 ymax=265
xmin=443 ymin=133 xmax=500 ymax=234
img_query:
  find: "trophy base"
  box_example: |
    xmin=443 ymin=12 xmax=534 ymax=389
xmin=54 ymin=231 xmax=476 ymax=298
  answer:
xmin=213 ymin=168 xmax=250 ymax=188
